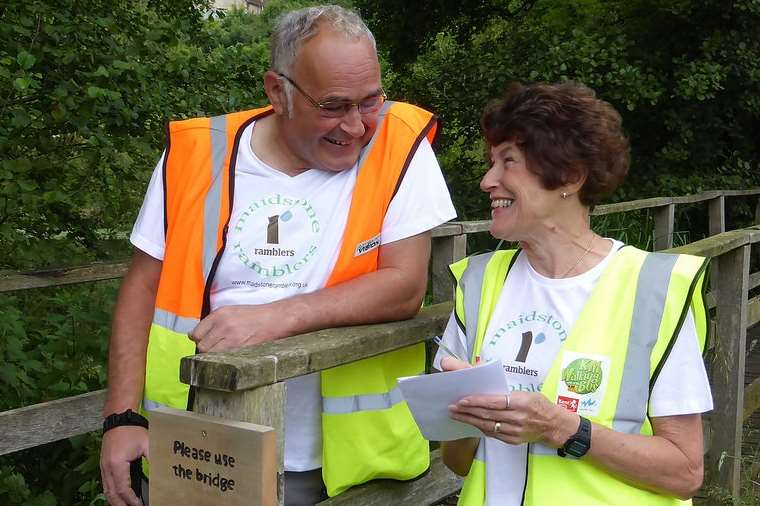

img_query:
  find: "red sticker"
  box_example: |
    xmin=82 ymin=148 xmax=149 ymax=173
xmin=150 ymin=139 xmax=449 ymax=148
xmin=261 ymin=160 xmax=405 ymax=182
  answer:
xmin=558 ymin=395 xmax=579 ymax=412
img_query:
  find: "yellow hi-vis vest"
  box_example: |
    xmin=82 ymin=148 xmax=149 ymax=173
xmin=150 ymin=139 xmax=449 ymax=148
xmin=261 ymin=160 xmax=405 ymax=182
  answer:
xmin=451 ymin=247 xmax=709 ymax=506
xmin=141 ymin=102 xmax=434 ymax=496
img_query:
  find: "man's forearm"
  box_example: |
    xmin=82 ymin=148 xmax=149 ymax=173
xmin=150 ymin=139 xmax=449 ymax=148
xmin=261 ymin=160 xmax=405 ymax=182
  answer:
xmin=189 ymin=233 xmax=431 ymax=352
xmin=103 ymin=250 xmax=161 ymax=416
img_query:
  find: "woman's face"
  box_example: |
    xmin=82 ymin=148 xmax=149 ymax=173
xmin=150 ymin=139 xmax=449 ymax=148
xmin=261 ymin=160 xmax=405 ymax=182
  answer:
xmin=480 ymin=140 xmax=559 ymax=242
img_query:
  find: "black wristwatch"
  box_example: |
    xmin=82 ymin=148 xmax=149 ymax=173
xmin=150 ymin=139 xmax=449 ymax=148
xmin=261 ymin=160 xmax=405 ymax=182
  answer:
xmin=557 ymin=415 xmax=591 ymax=458
xmin=102 ymin=409 xmax=149 ymax=434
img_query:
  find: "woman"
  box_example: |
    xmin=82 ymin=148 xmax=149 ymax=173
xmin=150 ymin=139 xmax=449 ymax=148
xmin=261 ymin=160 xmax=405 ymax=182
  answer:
xmin=436 ymin=82 xmax=712 ymax=505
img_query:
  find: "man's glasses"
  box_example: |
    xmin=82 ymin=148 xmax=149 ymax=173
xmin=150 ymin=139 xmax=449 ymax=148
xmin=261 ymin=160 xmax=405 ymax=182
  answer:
xmin=278 ymin=73 xmax=386 ymax=118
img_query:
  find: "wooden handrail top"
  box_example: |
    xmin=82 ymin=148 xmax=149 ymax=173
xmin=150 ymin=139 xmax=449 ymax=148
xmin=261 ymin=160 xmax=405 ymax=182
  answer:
xmin=180 ymin=302 xmax=452 ymax=393
xmin=667 ymin=227 xmax=760 ymax=257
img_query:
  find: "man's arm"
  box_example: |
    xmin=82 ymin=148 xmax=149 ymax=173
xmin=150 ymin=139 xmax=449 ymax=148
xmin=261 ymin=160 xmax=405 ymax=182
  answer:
xmin=189 ymin=231 xmax=431 ymax=352
xmin=100 ymin=249 xmax=162 ymax=506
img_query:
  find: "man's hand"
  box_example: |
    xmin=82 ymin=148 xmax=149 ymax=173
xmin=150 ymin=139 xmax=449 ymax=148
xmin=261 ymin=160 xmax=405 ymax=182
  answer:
xmin=440 ymin=356 xmax=472 ymax=372
xmin=100 ymin=426 xmax=149 ymax=506
xmin=188 ymin=302 xmax=295 ymax=352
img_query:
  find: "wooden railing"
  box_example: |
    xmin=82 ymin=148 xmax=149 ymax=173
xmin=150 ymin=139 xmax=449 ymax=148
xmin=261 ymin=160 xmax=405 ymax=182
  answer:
xmin=2 ymin=188 xmax=760 ymax=505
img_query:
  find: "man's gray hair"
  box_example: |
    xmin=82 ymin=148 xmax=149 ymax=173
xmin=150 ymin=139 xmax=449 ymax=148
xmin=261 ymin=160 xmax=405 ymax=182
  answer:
xmin=271 ymin=4 xmax=377 ymax=76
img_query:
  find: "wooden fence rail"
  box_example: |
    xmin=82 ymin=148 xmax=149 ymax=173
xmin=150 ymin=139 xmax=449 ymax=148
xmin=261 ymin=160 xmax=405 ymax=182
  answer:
xmin=2 ymin=189 xmax=760 ymax=505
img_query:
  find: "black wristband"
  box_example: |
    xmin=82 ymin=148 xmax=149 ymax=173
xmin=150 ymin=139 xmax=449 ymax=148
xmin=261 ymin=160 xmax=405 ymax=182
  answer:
xmin=557 ymin=415 xmax=591 ymax=458
xmin=102 ymin=409 xmax=149 ymax=434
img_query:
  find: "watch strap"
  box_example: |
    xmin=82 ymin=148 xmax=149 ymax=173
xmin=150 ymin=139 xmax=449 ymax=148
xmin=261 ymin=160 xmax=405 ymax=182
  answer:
xmin=102 ymin=409 xmax=149 ymax=434
xmin=557 ymin=415 xmax=591 ymax=458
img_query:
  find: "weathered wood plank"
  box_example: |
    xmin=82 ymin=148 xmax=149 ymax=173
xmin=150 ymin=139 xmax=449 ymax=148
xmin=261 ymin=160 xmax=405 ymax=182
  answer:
xmin=706 ymin=244 xmax=750 ymax=497
xmin=317 ymin=449 xmax=462 ymax=506
xmin=181 ymin=303 xmax=453 ymax=392
xmin=431 ymin=235 xmax=467 ymax=303
xmin=0 ymin=389 xmax=106 ymax=456
xmin=748 ymin=294 xmax=760 ymax=328
xmin=194 ymin=384 xmax=286 ymax=506
xmin=671 ymin=191 xmax=723 ymax=205
xmin=743 ymin=375 xmax=760 ymax=422
xmin=667 ymin=229 xmax=760 ymax=258
xmin=708 ymin=196 xmax=726 ymax=236
xmin=654 ymin=203 xmax=675 ymax=251
xmin=459 ymin=220 xmax=491 ymax=234
xmin=750 ymin=272 xmax=760 ymax=291
xmin=0 ymin=262 xmax=128 ymax=293
xmin=720 ymin=189 xmax=760 ymax=197
xmin=431 ymin=222 xmax=463 ymax=238
xmin=592 ymin=196 xmax=673 ymax=215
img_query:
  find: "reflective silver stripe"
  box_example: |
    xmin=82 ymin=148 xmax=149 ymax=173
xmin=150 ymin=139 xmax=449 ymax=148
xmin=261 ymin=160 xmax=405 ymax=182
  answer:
xmin=529 ymin=442 xmax=556 ymax=456
xmin=459 ymin=252 xmax=495 ymax=361
xmin=203 ymin=114 xmax=228 ymax=281
xmin=153 ymin=308 xmax=199 ymax=334
xmin=475 ymin=438 xmax=485 ymax=460
xmin=142 ymin=397 xmax=170 ymax=412
xmin=322 ymin=386 xmax=405 ymax=414
xmin=356 ymin=100 xmax=392 ymax=170
xmin=612 ymin=252 xmax=678 ymax=434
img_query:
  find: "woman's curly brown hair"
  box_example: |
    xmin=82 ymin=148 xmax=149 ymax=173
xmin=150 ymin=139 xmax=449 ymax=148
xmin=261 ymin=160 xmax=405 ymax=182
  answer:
xmin=481 ymin=81 xmax=630 ymax=206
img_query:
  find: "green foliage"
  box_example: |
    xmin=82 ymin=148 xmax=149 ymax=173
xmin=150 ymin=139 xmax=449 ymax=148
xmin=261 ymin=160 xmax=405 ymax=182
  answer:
xmin=376 ymin=0 xmax=760 ymax=220
xmin=0 ymin=0 xmax=271 ymax=270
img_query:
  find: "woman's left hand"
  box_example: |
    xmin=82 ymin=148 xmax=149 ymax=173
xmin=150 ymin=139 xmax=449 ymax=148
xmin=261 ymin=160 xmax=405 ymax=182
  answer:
xmin=449 ymin=391 xmax=578 ymax=447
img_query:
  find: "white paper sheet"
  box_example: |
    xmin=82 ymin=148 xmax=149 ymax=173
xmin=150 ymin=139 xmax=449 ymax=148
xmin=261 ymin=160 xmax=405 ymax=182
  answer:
xmin=398 ymin=360 xmax=510 ymax=441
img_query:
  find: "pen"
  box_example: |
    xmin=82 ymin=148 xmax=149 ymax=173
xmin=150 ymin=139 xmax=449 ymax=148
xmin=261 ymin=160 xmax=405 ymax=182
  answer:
xmin=432 ymin=335 xmax=466 ymax=363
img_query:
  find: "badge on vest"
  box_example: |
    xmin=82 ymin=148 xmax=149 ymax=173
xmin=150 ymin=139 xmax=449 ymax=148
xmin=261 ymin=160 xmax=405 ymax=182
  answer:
xmin=354 ymin=234 xmax=381 ymax=257
xmin=556 ymin=351 xmax=610 ymax=418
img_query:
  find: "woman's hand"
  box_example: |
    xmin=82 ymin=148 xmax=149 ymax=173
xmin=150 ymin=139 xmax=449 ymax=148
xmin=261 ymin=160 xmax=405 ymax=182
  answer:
xmin=449 ymin=391 xmax=579 ymax=447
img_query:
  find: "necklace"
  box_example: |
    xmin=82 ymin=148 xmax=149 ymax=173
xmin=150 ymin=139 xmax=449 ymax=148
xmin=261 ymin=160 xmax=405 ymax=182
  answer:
xmin=561 ymin=233 xmax=595 ymax=278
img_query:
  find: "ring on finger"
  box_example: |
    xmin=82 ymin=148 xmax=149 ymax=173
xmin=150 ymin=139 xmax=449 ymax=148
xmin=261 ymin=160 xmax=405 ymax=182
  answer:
xmin=506 ymin=394 xmax=511 ymax=409
xmin=494 ymin=421 xmax=501 ymax=433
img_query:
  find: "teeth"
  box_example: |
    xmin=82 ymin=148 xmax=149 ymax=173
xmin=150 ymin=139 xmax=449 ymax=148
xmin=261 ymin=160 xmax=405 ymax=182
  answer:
xmin=325 ymin=137 xmax=350 ymax=146
xmin=491 ymin=199 xmax=514 ymax=209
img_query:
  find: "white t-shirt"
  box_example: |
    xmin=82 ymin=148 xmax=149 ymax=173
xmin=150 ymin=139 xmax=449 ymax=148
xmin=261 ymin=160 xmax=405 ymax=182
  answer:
xmin=433 ymin=240 xmax=713 ymax=505
xmin=132 ymin=120 xmax=457 ymax=472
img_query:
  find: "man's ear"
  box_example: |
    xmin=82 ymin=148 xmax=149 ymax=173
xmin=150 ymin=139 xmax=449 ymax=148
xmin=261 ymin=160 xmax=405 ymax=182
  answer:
xmin=263 ymin=70 xmax=288 ymax=116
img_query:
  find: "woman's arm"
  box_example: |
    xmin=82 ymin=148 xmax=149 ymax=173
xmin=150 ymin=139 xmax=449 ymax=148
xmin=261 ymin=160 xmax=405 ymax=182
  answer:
xmin=441 ymin=438 xmax=480 ymax=476
xmin=450 ymin=392 xmax=705 ymax=499
xmin=585 ymin=414 xmax=704 ymax=499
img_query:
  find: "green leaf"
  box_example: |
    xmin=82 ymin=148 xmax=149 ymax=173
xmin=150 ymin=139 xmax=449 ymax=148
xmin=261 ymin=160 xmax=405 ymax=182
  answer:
xmin=16 ymin=50 xmax=36 ymax=70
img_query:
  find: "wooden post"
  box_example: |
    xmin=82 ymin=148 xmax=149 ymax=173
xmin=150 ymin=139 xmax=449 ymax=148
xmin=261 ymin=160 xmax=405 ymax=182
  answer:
xmin=708 ymin=195 xmax=725 ymax=236
xmin=431 ymin=234 xmax=467 ymax=304
xmin=708 ymin=195 xmax=725 ymax=290
xmin=755 ymin=196 xmax=760 ymax=225
xmin=654 ymin=203 xmax=675 ymax=250
xmin=707 ymin=244 xmax=750 ymax=499
xmin=194 ymin=383 xmax=286 ymax=506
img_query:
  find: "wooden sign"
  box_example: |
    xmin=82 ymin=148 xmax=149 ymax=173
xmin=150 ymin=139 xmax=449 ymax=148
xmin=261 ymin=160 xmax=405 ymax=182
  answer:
xmin=149 ymin=406 xmax=276 ymax=506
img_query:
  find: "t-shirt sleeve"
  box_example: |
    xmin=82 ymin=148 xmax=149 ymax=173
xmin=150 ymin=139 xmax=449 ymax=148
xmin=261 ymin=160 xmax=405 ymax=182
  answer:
xmin=129 ymin=152 xmax=166 ymax=261
xmin=649 ymin=310 xmax=714 ymax=416
xmin=381 ymin=138 xmax=457 ymax=245
xmin=432 ymin=311 xmax=469 ymax=371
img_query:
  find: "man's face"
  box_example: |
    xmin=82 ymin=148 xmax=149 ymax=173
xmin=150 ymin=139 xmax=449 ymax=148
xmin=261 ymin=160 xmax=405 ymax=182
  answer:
xmin=280 ymin=29 xmax=383 ymax=172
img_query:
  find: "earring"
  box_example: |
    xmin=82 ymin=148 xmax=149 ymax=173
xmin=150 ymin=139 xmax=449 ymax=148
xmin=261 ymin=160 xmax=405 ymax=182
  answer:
xmin=561 ymin=191 xmax=568 ymax=199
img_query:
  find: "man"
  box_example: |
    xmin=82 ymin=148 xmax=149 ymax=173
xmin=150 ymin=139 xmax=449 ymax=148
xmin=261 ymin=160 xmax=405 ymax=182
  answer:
xmin=99 ymin=5 xmax=456 ymax=506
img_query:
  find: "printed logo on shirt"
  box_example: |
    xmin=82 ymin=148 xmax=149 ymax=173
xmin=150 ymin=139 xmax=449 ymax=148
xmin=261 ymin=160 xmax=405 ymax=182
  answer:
xmin=354 ymin=234 xmax=381 ymax=257
xmin=488 ymin=311 xmax=570 ymax=350
xmin=231 ymin=193 xmax=320 ymax=279
xmin=557 ymin=351 xmax=610 ymax=417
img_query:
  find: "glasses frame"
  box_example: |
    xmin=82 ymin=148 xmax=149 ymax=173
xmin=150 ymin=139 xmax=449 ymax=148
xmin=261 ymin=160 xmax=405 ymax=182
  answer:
xmin=277 ymin=73 xmax=386 ymax=117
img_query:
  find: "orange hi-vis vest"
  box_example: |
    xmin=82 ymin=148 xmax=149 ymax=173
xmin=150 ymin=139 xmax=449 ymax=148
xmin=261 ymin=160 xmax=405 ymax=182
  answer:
xmin=141 ymin=101 xmax=435 ymax=495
